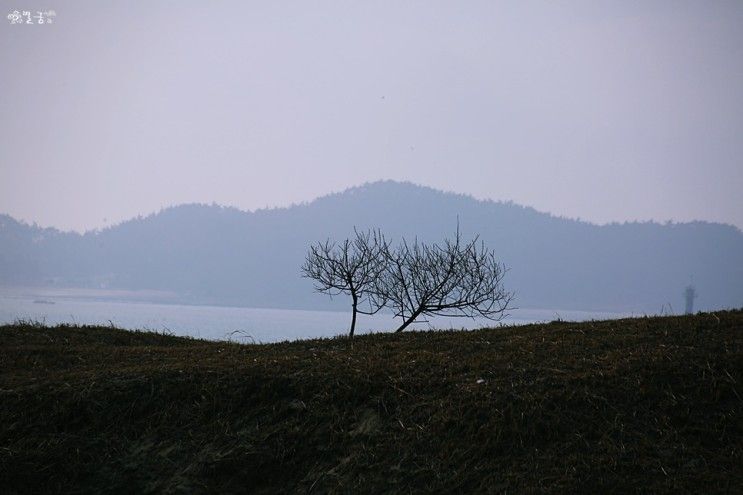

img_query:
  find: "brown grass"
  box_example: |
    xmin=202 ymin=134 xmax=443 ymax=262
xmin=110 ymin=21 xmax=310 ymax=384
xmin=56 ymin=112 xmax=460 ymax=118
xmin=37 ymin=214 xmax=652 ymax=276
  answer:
xmin=1 ymin=311 xmax=741 ymax=493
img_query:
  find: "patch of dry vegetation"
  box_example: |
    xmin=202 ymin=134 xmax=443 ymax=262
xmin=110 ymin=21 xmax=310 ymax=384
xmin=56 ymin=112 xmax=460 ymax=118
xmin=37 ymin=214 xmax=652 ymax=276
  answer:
xmin=1 ymin=311 xmax=741 ymax=493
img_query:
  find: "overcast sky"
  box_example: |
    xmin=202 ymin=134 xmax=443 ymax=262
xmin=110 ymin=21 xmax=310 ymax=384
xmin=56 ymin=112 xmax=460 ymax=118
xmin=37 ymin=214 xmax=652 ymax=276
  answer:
xmin=1 ymin=0 xmax=742 ymax=232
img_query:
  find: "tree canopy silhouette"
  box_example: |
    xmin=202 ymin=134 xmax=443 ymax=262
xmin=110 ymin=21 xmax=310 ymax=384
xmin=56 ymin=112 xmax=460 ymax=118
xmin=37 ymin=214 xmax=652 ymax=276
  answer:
xmin=301 ymin=229 xmax=388 ymax=337
xmin=303 ymin=225 xmax=512 ymax=336
xmin=378 ymin=227 xmax=512 ymax=332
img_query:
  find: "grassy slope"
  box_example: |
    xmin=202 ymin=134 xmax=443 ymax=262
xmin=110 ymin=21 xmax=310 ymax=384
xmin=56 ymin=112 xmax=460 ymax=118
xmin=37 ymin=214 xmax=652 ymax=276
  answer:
xmin=1 ymin=311 xmax=741 ymax=494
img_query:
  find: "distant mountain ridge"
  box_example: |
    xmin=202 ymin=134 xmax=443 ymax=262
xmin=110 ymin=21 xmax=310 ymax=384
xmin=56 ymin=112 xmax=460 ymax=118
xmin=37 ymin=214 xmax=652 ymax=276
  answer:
xmin=1 ymin=181 xmax=742 ymax=312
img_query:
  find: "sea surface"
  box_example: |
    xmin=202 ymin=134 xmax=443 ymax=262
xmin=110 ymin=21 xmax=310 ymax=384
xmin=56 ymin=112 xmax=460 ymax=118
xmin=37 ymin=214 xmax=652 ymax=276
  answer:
xmin=0 ymin=292 xmax=634 ymax=343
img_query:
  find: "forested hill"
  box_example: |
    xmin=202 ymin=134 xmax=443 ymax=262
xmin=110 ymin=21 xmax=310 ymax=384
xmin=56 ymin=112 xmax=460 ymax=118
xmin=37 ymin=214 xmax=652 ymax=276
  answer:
xmin=1 ymin=181 xmax=742 ymax=312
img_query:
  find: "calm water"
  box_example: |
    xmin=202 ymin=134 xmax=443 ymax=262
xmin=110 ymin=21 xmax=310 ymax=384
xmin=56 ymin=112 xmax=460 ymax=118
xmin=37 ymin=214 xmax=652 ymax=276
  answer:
xmin=0 ymin=294 xmax=632 ymax=343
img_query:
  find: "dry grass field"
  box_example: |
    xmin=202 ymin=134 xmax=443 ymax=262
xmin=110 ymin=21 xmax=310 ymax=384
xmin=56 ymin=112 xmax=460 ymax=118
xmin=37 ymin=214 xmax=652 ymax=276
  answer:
xmin=1 ymin=311 xmax=741 ymax=493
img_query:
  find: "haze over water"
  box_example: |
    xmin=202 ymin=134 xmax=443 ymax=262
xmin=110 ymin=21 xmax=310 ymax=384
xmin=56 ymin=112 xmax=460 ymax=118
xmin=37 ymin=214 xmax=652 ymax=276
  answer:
xmin=2 ymin=2 xmax=741 ymax=335
xmin=0 ymin=291 xmax=631 ymax=343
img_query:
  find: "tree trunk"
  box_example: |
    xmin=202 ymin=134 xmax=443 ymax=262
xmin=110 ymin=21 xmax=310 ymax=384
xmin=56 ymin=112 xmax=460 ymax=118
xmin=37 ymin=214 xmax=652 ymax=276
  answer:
xmin=394 ymin=309 xmax=422 ymax=333
xmin=349 ymin=293 xmax=358 ymax=337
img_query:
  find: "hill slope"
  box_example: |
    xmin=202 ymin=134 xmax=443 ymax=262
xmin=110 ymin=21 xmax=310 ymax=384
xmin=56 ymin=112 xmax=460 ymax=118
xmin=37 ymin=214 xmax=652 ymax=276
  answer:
xmin=1 ymin=181 xmax=742 ymax=312
xmin=1 ymin=311 xmax=741 ymax=493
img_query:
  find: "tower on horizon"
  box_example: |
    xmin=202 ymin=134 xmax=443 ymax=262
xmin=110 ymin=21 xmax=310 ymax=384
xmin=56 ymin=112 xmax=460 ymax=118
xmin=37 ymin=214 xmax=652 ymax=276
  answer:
xmin=684 ymin=284 xmax=697 ymax=314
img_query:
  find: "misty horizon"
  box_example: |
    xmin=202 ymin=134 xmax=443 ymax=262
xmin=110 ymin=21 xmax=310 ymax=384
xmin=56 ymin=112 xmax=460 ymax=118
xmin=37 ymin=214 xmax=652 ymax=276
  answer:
xmin=3 ymin=180 xmax=742 ymax=235
xmin=3 ymin=180 xmax=741 ymax=315
xmin=2 ymin=1 xmax=743 ymax=232
xmin=2 ymin=2 xmax=742 ymax=314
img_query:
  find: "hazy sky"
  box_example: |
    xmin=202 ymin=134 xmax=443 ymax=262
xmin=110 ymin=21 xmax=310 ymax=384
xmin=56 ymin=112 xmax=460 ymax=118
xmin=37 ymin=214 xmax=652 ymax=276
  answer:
xmin=1 ymin=1 xmax=742 ymax=232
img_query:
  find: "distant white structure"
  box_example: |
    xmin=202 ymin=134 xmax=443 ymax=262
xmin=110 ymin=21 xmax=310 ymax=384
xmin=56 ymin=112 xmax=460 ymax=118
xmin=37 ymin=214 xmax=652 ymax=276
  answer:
xmin=684 ymin=284 xmax=697 ymax=314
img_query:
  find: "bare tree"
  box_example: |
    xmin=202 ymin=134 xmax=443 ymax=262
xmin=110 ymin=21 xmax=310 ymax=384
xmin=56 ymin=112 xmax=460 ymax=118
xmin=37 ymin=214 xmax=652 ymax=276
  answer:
xmin=301 ymin=229 xmax=388 ymax=337
xmin=378 ymin=227 xmax=512 ymax=333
